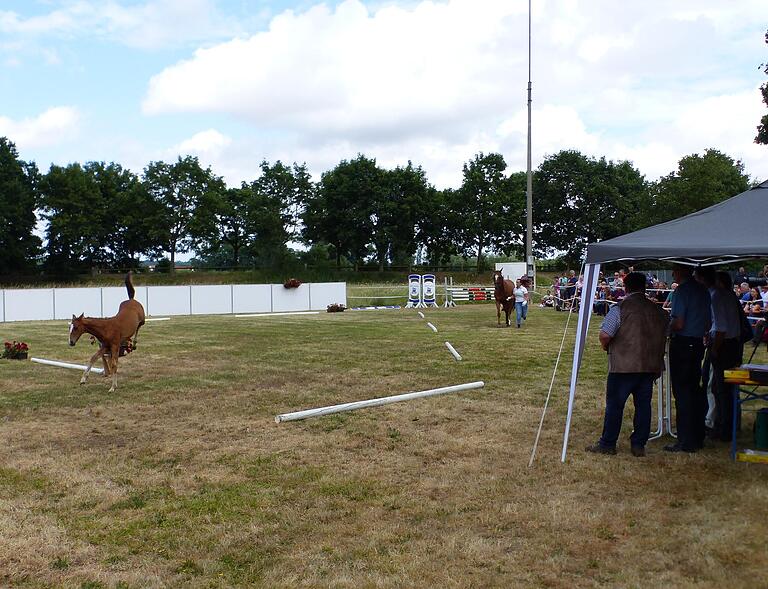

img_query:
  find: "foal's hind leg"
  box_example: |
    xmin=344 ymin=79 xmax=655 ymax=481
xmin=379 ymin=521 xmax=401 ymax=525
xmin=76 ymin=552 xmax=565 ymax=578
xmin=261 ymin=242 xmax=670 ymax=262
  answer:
xmin=107 ymin=344 xmax=119 ymax=393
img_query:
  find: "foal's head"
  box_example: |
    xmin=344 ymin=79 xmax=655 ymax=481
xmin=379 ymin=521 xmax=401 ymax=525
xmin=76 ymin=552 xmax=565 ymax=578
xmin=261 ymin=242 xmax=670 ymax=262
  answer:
xmin=492 ymin=270 xmax=504 ymax=286
xmin=69 ymin=313 xmax=86 ymax=346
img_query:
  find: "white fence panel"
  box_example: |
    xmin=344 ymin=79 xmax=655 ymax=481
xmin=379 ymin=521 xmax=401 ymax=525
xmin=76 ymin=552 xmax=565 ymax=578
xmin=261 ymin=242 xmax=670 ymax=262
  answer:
xmin=271 ymin=284 xmax=310 ymax=312
xmin=102 ymin=286 xmax=149 ymax=317
xmin=191 ymin=285 xmax=232 ymax=315
xmin=309 ymin=282 xmax=347 ymax=310
xmin=54 ymin=287 xmax=102 ymax=320
xmin=232 ymin=285 xmax=271 ymax=314
xmin=147 ymin=286 xmax=191 ymax=316
xmin=5 ymin=289 xmax=54 ymax=322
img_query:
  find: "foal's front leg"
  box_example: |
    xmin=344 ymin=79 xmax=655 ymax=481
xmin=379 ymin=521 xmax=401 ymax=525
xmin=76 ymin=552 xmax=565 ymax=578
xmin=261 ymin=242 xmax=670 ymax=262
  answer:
xmin=81 ymin=347 xmax=106 ymax=384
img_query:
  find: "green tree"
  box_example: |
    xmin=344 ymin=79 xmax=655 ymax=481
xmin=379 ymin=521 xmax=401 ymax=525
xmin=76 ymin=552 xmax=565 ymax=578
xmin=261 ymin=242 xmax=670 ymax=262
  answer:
xmin=379 ymin=162 xmax=430 ymax=268
xmin=456 ymin=153 xmax=523 ymax=271
xmin=142 ymin=156 xmax=225 ymax=273
xmin=0 ymin=138 xmax=41 ymax=274
xmin=40 ymin=163 xmax=107 ymax=272
xmin=648 ymin=149 xmax=750 ymax=225
xmin=533 ymin=150 xmax=648 ymax=265
xmin=303 ymin=155 xmax=380 ymax=269
xmin=416 ymin=187 xmax=461 ymax=267
xmin=250 ymin=161 xmax=313 ymax=266
xmin=756 ymin=28 xmax=768 ymax=144
xmin=90 ymin=162 xmax=164 ymax=268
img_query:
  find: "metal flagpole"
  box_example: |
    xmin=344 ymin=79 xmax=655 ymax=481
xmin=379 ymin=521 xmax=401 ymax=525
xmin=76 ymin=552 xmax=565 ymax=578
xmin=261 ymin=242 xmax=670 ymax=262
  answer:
xmin=525 ymin=0 xmax=534 ymax=279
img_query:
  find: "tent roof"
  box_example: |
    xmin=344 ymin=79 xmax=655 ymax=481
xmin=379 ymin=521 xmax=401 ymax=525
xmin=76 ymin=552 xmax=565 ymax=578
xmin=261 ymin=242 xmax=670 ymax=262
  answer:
xmin=585 ymin=179 xmax=768 ymax=265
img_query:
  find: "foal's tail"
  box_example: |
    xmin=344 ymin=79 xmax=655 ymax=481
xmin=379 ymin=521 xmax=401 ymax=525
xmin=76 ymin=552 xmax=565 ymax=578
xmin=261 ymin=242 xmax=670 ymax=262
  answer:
xmin=125 ymin=271 xmax=136 ymax=300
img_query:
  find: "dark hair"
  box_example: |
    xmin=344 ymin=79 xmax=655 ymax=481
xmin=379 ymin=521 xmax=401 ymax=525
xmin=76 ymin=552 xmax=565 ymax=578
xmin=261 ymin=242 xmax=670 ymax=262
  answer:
xmin=695 ymin=266 xmax=716 ymax=286
xmin=715 ymin=271 xmax=733 ymax=290
xmin=624 ymin=272 xmax=646 ymax=293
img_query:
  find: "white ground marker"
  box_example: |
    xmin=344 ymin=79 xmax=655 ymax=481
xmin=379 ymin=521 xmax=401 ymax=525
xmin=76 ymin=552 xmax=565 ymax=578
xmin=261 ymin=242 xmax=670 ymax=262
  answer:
xmin=426 ymin=322 xmax=438 ymax=333
xmin=444 ymin=341 xmax=462 ymax=361
xmin=275 ymin=381 xmax=485 ymax=423
xmin=31 ymin=357 xmax=104 ymax=374
xmin=417 ymin=311 xmax=425 ymax=319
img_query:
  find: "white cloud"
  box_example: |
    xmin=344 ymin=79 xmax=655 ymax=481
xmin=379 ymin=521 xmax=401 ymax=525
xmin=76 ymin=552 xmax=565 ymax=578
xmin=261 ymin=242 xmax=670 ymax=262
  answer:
xmin=138 ymin=0 xmax=768 ymax=187
xmin=0 ymin=107 xmax=80 ymax=150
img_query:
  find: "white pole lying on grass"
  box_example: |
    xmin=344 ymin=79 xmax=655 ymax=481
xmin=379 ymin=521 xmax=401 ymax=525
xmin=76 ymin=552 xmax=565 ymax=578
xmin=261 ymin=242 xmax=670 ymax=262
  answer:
xmin=426 ymin=322 xmax=438 ymax=333
xmin=31 ymin=357 xmax=104 ymax=374
xmin=417 ymin=311 xmax=425 ymax=319
xmin=444 ymin=341 xmax=462 ymax=361
xmin=145 ymin=317 xmax=171 ymax=322
xmin=275 ymin=381 xmax=485 ymax=423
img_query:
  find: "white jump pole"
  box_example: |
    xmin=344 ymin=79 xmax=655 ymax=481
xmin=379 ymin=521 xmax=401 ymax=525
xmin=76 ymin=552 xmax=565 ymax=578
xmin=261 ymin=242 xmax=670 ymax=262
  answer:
xmin=426 ymin=322 xmax=438 ymax=333
xmin=145 ymin=317 xmax=171 ymax=322
xmin=275 ymin=381 xmax=485 ymax=423
xmin=444 ymin=341 xmax=462 ymax=361
xmin=417 ymin=311 xmax=425 ymax=319
xmin=31 ymin=357 xmax=104 ymax=374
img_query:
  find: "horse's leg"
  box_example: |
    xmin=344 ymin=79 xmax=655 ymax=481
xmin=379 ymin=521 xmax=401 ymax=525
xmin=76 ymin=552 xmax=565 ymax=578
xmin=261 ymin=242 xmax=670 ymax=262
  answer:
xmin=496 ymin=300 xmax=501 ymax=325
xmin=101 ymin=353 xmax=111 ymax=377
xmin=108 ymin=344 xmax=119 ymax=392
xmin=81 ymin=347 xmax=105 ymax=384
xmin=133 ymin=322 xmax=143 ymax=349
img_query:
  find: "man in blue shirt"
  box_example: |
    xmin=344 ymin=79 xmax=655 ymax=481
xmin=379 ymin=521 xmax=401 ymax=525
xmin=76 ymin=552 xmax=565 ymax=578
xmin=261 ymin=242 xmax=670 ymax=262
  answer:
xmin=667 ymin=265 xmax=711 ymax=452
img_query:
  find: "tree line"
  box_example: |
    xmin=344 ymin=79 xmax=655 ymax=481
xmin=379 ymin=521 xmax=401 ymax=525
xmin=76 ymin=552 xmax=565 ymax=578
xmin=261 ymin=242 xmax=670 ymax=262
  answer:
xmin=0 ymin=136 xmax=755 ymax=276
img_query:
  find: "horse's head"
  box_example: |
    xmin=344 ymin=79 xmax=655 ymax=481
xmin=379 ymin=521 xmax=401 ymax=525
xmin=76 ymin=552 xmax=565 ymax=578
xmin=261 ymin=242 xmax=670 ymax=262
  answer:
xmin=69 ymin=313 xmax=86 ymax=346
xmin=492 ymin=271 xmax=504 ymax=286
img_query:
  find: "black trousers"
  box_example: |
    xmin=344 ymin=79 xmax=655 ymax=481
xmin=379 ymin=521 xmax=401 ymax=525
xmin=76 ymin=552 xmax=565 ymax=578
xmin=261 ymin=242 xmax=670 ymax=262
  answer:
xmin=669 ymin=336 xmax=706 ymax=450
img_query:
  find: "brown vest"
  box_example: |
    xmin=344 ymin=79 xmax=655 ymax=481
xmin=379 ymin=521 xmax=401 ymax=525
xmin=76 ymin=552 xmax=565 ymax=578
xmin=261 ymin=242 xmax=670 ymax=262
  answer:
xmin=608 ymin=292 xmax=668 ymax=373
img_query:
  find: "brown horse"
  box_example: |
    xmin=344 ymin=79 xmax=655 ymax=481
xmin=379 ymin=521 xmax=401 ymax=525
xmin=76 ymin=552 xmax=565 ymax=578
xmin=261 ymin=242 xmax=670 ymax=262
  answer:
xmin=493 ymin=270 xmax=515 ymax=327
xmin=69 ymin=272 xmax=145 ymax=392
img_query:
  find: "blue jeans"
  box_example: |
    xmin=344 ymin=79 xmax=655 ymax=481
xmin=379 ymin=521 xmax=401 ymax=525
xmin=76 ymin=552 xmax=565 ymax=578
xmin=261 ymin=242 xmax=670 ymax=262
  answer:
xmin=515 ymin=301 xmax=527 ymax=325
xmin=599 ymin=372 xmax=655 ymax=449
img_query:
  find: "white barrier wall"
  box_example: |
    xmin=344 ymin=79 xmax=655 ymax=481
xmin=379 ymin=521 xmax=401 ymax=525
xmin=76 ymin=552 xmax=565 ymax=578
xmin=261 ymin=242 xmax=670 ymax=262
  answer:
xmin=271 ymin=284 xmax=310 ymax=312
xmin=5 ymin=289 xmax=55 ymax=322
xmin=308 ymin=282 xmax=346 ymax=310
xmin=0 ymin=282 xmax=347 ymax=322
xmin=54 ymin=288 xmax=102 ymax=320
xmin=232 ymin=285 xmax=271 ymax=314
xmin=191 ymin=285 xmax=232 ymax=315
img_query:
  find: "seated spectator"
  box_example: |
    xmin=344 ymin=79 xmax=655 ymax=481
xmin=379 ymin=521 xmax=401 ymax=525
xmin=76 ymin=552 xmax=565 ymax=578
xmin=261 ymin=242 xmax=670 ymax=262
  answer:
xmin=663 ymin=282 xmax=678 ymax=310
xmin=594 ymin=283 xmax=611 ymax=316
xmin=540 ymin=289 xmax=555 ymax=308
xmin=654 ymin=281 xmax=669 ymax=304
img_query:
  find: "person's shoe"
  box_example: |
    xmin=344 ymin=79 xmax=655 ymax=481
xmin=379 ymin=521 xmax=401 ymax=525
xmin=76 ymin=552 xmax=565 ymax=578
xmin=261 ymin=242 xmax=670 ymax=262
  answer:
xmin=630 ymin=445 xmax=646 ymax=457
xmin=663 ymin=443 xmax=696 ymax=453
xmin=585 ymin=443 xmax=616 ymax=455
xmin=517 ymin=323 xmax=521 ymax=328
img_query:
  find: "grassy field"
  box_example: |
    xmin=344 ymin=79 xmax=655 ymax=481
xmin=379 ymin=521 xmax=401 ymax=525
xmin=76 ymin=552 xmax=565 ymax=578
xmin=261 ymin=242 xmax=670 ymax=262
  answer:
xmin=1 ymin=303 xmax=767 ymax=588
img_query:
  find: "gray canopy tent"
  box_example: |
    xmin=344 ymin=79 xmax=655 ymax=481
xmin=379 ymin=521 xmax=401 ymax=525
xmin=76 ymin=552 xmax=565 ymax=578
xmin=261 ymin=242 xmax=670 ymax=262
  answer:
xmin=561 ymin=179 xmax=768 ymax=461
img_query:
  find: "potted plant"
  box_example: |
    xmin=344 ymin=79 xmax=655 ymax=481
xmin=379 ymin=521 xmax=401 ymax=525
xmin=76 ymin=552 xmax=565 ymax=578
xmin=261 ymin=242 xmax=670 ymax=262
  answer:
xmin=2 ymin=341 xmax=29 ymax=360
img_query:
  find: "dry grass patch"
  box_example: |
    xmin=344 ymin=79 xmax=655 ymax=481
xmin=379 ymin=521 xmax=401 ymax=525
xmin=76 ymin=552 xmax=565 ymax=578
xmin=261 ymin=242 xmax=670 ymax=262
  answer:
xmin=0 ymin=305 xmax=766 ymax=587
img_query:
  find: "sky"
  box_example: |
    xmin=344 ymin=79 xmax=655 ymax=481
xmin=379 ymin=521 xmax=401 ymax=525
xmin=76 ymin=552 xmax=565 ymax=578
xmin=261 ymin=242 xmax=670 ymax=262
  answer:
xmin=1 ymin=0 xmax=767 ymax=191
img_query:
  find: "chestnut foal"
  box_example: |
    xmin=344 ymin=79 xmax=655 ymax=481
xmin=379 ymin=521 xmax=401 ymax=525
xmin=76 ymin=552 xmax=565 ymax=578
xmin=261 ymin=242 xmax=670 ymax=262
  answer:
xmin=69 ymin=272 xmax=145 ymax=392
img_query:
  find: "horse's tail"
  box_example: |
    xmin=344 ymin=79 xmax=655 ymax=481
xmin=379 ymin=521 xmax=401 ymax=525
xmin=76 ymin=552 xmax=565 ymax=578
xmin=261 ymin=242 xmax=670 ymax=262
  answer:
xmin=125 ymin=271 xmax=135 ymax=300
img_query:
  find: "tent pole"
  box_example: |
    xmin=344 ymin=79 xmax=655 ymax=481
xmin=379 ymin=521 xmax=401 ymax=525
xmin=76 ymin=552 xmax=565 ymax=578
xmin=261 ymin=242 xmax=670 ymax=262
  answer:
xmin=561 ymin=263 xmax=600 ymax=462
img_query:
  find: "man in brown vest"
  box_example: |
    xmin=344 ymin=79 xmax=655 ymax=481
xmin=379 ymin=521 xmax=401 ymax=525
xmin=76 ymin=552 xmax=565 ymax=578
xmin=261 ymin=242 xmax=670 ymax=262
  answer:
xmin=586 ymin=272 xmax=669 ymax=456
